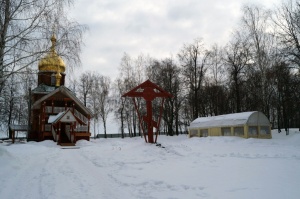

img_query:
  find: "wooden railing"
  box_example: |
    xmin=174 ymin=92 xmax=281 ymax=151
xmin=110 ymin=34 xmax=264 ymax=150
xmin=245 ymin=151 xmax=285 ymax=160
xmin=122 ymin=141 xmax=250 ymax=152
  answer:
xmin=74 ymin=109 xmax=88 ymax=124
xmin=74 ymin=125 xmax=88 ymax=132
xmin=45 ymin=106 xmax=72 ymax=114
xmin=44 ymin=124 xmax=58 ymax=141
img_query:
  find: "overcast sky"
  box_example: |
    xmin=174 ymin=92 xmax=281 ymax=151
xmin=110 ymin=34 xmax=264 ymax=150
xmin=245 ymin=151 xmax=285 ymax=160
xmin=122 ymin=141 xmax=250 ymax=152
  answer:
xmin=69 ymin=0 xmax=281 ymax=80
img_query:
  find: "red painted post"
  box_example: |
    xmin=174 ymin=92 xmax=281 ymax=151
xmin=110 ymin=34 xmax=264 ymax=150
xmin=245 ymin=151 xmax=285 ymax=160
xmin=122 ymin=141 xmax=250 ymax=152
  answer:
xmin=146 ymin=100 xmax=154 ymax=143
xmin=133 ymin=98 xmax=147 ymax=142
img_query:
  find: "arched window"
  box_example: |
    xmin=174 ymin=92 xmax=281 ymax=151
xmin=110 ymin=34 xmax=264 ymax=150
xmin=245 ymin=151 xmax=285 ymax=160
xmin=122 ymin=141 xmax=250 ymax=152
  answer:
xmin=51 ymin=73 xmax=56 ymax=86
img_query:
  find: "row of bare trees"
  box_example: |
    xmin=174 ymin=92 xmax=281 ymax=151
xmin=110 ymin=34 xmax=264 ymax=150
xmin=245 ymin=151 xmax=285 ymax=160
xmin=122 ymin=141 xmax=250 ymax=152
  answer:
xmin=112 ymin=1 xmax=300 ymax=136
xmin=68 ymin=72 xmax=113 ymax=138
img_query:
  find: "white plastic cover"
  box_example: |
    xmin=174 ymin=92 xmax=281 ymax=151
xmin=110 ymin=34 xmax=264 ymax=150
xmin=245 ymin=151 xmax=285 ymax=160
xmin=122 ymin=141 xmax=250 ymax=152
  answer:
xmin=189 ymin=111 xmax=270 ymax=129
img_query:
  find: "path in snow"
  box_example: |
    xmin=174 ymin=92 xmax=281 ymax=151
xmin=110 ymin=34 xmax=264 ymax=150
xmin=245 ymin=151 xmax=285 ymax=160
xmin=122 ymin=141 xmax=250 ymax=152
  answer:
xmin=1 ymin=132 xmax=300 ymax=199
xmin=0 ymin=142 xmax=130 ymax=199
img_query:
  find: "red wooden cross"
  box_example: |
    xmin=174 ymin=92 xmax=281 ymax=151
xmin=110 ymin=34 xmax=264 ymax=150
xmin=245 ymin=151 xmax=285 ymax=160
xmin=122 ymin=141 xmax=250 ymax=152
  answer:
xmin=122 ymin=80 xmax=173 ymax=143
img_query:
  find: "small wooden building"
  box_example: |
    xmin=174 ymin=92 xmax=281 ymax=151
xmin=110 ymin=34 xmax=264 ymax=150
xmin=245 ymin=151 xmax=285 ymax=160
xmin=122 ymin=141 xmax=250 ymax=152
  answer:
xmin=188 ymin=111 xmax=272 ymax=139
xmin=27 ymin=35 xmax=92 ymax=145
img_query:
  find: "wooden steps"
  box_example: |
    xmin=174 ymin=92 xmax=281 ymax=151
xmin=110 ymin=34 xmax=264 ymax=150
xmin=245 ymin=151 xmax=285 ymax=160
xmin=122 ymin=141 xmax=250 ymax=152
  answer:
xmin=60 ymin=143 xmax=75 ymax=146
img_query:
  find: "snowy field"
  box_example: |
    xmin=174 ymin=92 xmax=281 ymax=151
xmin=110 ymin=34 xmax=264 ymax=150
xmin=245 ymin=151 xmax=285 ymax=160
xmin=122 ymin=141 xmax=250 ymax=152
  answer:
xmin=1 ymin=130 xmax=300 ymax=199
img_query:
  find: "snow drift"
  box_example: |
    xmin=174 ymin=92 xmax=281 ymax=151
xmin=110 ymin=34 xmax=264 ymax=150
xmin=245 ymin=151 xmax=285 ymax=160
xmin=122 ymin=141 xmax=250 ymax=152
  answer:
xmin=0 ymin=130 xmax=299 ymax=199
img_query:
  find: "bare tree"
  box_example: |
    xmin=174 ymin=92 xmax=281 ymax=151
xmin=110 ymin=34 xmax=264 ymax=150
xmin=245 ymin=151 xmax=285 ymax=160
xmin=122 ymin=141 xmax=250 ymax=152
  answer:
xmin=113 ymin=78 xmax=127 ymax=138
xmin=118 ymin=53 xmax=135 ymax=137
xmin=116 ymin=53 xmax=149 ymax=137
xmin=89 ymin=73 xmax=99 ymax=139
xmin=242 ymin=5 xmax=275 ymax=116
xmin=97 ymin=75 xmax=112 ymax=138
xmin=0 ymin=73 xmax=22 ymax=137
xmin=67 ymin=73 xmax=79 ymax=96
xmin=207 ymin=44 xmax=226 ymax=86
xmin=224 ymin=32 xmax=251 ymax=112
xmin=205 ymin=44 xmax=228 ymax=116
xmin=77 ymin=71 xmax=113 ymax=138
xmin=151 ymin=57 xmax=181 ymax=136
xmin=178 ymin=38 xmax=210 ymax=119
xmin=0 ymin=0 xmax=87 ymax=93
xmin=78 ymin=71 xmax=94 ymax=107
xmin=273 ymin=0 xmax=300 ymax=68
xmin=270 ymin=62 xmax=293 ymax=135
xmin=273 ymin=1 xmax=300 ymax=131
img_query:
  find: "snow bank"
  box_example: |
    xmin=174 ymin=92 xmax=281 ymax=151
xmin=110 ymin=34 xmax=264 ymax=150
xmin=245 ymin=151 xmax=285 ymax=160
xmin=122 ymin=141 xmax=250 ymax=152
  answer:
xmin=0 ymin=130 xmax=299 ymax=199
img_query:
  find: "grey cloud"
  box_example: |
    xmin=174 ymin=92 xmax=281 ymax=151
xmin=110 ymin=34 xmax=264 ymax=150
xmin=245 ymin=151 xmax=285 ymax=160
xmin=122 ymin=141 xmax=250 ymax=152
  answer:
xmin=69 ymin=0 xmax=280 ymax=80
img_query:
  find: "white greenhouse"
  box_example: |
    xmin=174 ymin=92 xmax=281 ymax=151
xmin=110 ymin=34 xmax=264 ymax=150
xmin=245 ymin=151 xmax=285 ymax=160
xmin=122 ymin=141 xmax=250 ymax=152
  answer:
xmin=188 ymin=111 xmax=272 ymax=139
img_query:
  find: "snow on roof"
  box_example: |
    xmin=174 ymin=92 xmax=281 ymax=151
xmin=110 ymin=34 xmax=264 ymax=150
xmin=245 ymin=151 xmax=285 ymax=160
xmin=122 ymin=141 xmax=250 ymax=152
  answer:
xmin=189 ymin=111 xmax=270 ymax=129
xmin=32 ymin=83 xmax=56 ymax=94
xmin=48 ymin=111 xmax=65 ymax=123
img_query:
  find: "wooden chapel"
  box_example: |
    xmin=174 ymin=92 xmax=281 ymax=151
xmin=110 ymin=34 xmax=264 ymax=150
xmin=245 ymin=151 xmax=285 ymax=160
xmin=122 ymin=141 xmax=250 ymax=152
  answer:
xmin=27 ymin=35 xmax=92 ymax=145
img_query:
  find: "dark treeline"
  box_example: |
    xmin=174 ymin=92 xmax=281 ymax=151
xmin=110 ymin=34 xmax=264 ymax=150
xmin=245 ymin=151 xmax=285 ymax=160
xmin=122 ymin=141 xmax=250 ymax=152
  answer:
xmin=1 ymin=1 xmax=300 ymax=137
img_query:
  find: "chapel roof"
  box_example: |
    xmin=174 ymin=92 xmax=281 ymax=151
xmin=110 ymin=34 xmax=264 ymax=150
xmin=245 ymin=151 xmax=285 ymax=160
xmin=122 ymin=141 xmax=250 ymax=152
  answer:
xmin=31 ymin=86 xmax=92 ymax=116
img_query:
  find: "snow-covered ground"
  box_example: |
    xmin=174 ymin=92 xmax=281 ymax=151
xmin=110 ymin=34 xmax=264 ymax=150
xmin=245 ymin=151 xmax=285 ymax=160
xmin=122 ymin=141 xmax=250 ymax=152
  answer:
xmin=1 ymin=130 xmax=300 ymax=199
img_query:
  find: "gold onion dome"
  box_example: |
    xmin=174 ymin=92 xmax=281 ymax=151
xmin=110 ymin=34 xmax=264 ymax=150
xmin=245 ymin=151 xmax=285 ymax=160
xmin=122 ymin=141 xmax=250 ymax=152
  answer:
xmin=38 ymin=35 xmax=66 ymax=73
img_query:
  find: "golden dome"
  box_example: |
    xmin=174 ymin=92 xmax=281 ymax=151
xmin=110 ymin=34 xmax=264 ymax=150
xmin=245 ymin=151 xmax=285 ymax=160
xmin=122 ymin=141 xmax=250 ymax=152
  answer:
xmin=38 ymin=35 xmax=66 ymax=73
